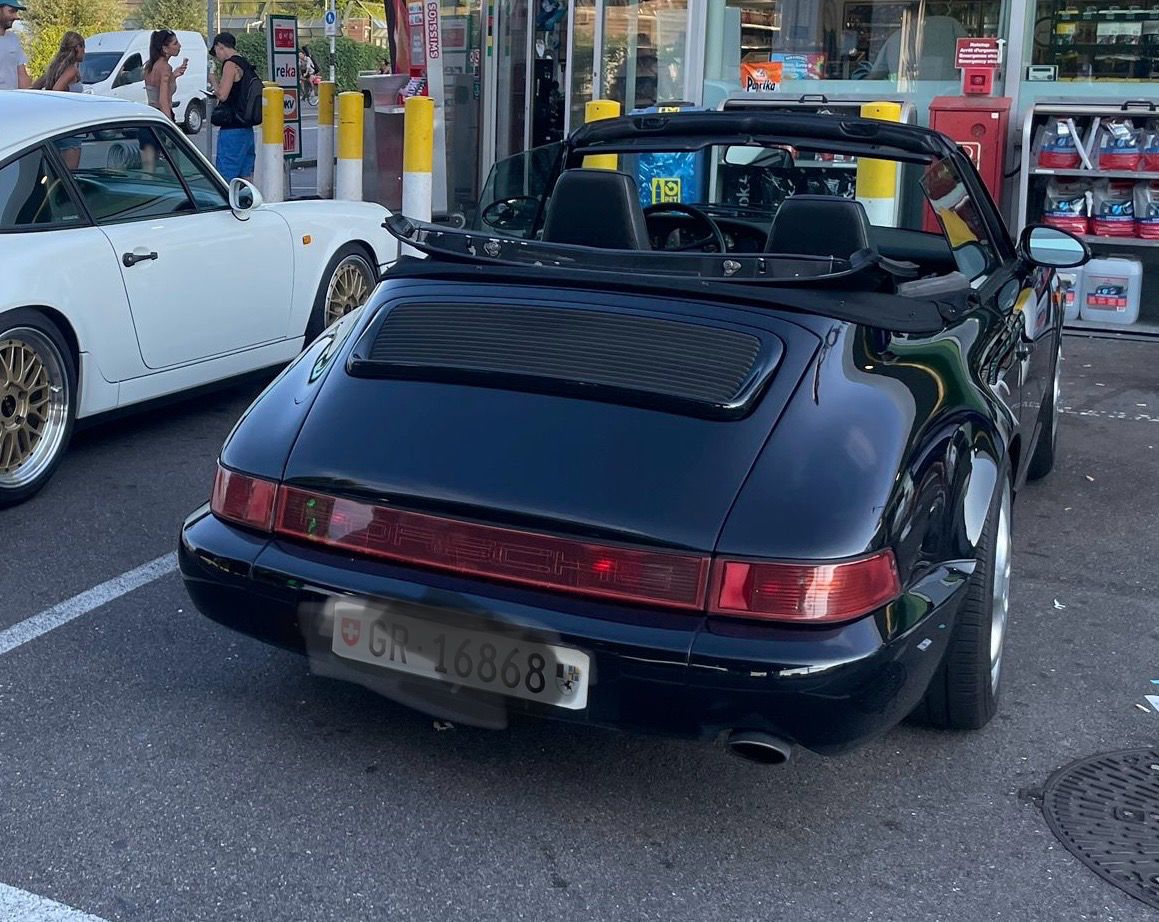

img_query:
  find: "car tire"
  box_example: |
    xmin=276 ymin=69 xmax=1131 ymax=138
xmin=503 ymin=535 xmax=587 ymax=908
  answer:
xmin=0 ymin=310 xmax=77 ymax=508
xmin=183 ymin=99 xmax=205 ymax=135
xmin=304 ymin=244 xmax=377 ymax=345
xmin=912 ymin=462 xmax=1012 ymax=730
xmin=1027 ymin=343 xmax=1061 ymax=481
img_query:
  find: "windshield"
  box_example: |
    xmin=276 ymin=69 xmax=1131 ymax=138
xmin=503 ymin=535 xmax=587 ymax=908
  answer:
xmin=474 ymin=137 xmax=1002 ymax=285
xmin=80 ymin=52 xmax=125 ymax=84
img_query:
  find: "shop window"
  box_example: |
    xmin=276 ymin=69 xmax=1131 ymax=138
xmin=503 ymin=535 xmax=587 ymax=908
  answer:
xmin=1032 ymin=0 xmax=1159 ymax=80
xmin=601 ymin=0 xmax=688 ymax=111
xmin=704 ymin=0 xmax=1002 ymax=87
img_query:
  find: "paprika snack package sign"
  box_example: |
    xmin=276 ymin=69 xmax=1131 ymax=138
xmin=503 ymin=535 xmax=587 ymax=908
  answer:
xmin=1096 ymin=119 xmax=1142 ymax=171
xmin=1036 ymin=117 xmax=1082 ymax=169
xmin=1042 ymin=179 xmax=1090 ymax=235
xmin=1090 ymin=179 xmax=1136 ymax=236
xmin=1135 ymin=180 xmax=1159 ymax=239
xmin=740 ymin=61 xmax=783 ymax=92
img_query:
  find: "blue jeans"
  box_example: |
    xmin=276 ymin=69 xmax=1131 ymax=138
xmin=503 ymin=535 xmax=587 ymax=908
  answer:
xmin=216 ymin=128 xmax=255 ymax=181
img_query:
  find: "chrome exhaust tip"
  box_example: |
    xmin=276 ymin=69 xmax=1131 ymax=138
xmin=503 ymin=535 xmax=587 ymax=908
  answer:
xmin=725 ymin=730 xmax=793 ymax=765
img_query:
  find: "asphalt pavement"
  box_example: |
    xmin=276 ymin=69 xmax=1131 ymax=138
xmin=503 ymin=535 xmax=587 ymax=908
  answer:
xmin=1 ymin=333 xmax=1157 ymax=921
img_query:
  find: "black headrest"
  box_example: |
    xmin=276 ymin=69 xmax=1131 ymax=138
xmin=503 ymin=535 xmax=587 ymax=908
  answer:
xmin=542 ymin=169 xmax=651 ymax=250
xmin=765 ymin=194 xmax=873 ymax=260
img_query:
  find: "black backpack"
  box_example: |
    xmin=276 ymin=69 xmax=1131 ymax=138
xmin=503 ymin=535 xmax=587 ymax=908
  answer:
xmin=232 ymin=56 xmax=263 ymax=127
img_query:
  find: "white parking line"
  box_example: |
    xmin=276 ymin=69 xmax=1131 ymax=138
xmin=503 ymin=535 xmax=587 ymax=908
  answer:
xmin=0 ymin=882 xmax=110 ymax=921
xmin=0 ymin=553 xmax=177 ymax=657
xmin=1060 ymin=406 xmax=1159 ymax=424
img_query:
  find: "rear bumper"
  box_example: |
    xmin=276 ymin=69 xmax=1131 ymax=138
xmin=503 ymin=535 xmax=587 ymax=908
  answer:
xmin=179 ymin=506 xmax=971 ymax=755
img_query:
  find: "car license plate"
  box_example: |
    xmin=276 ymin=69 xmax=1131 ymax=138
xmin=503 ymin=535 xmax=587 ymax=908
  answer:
xmin=329 ymin=600 xmax=590 ymax=710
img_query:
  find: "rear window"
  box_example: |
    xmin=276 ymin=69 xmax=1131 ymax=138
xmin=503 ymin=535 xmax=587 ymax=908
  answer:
xmin=0 ymin=150 xmax=83 ymax=231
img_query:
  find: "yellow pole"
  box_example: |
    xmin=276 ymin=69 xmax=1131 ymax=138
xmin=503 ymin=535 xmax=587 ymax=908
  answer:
xmin=335 ymin=91 xmax=364 ymax=201
xmin=583 ymin=99 xmax=621 ymax=170
xmin=317 ymin=81 xmax=336 ymax=198
xmin=855 ymin=101 xmax=903 ymax=227
xmin=402 ymin=96 xmax=436 ymax=255
xmin=258 ymin=85 xmax=285 ymax=202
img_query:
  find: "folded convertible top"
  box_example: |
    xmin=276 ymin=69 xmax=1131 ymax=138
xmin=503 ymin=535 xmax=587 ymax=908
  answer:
xmin=381 ymin=227 xmax=975 ymax=335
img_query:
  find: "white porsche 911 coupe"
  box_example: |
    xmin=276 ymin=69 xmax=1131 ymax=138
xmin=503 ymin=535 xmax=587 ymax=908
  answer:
xmin=0 ymin=91 xmax=397 ymax=506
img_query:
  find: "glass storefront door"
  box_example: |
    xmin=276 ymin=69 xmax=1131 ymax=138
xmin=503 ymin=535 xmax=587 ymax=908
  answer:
xmin=483 ymin=0 xmax=570 ymax=176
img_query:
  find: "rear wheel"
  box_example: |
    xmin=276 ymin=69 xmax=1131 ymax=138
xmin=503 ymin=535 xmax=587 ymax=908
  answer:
xmin=0 ymin=311 xmax=76 ymax=508
xmin=183 ymin=99 xmax=205 ymax=135
xmin=1027 ymin=344 xmax=1061 ymax=481
xmin=183 ymin=99 xmax=206 ymax=134
xmin=304 ymin=245 xmax=377 ymax=345
xmin=913 ymin=465 xmax=1012 ymax=730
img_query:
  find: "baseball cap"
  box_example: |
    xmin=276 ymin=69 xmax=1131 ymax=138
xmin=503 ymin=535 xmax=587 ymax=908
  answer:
xmin=0 ymin=1 xmax=28 ymax=10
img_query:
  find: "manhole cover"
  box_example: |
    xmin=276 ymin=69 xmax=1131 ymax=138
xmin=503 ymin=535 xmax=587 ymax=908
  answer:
xmin=1041 ymin=747 xmax=1159 ymax=911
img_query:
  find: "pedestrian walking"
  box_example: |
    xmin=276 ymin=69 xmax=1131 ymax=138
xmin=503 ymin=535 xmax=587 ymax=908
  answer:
xmin=33 ymin=31 xmax=85 ymax=167
xmin=33 ymin=30 xmax=84 ymax=91
xmin=209 ymin=31 xmax=262 ymax=182
xmin=0 ymin=0 xmax=30 ymax=91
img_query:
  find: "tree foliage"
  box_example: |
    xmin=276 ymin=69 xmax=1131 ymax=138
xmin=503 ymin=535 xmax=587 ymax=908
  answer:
xmin=24 ymin=0 xmax=127 ymax=77
xmin=138 ymin=0 xmax=206 ymax=34
xmin=234 ymin=31 xmax=382 ymax=91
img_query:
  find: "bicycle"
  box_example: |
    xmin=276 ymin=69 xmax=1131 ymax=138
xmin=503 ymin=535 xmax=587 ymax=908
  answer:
xmin=302 ymin=74 xmax=321 ymax=107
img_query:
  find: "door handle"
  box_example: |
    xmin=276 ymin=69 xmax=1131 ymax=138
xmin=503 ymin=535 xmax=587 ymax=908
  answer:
xmin=1015 ymin=342 xmax=1032 ymax=360
xmin=122 ymin=250 xmax=158 ymax=267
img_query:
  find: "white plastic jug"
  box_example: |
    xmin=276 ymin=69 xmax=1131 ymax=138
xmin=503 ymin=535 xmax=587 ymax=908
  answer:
xmin=1056 ymin=267 xmax=1083 ymax=323
xmin=1079 ymin=256 xmax=1143 ymax=325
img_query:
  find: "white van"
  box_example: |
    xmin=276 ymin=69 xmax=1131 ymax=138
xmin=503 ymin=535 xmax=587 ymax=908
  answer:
xmin=80 ymin=30 xmax=210 ymax=134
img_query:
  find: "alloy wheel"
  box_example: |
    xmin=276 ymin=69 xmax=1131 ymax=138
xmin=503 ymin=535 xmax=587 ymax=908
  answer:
xmin=0 ymin=330 xmax=70 ymax=489
xmin=989 ymin=481 xmax=1013 ymax=692
xmin=324 ymin=256 xmax=373 ymax=327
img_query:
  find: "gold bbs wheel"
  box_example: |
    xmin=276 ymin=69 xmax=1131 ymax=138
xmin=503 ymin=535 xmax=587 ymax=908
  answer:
xmin=0 ymin=321 xmax=73 ymax=504
xmin=324 ymin=253 xmax=374 ymax=328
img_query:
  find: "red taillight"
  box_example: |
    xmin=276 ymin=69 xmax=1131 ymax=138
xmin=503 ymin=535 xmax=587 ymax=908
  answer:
xmin=273 ymin=486 xmax=710 ymax=609
xmin=211 ymin=464 xmax=278 ymax=532
xmin=709 ymin=551 xmax=900 ymax=623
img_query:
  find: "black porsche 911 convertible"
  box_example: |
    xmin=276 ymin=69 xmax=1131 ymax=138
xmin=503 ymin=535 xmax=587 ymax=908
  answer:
xmin=179 ymin=111 xmax=1090 ymax=763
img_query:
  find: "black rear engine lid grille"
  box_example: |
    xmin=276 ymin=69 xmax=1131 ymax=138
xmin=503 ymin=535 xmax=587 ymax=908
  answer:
xmin=349 ymin=303 xmax=782 ymax=418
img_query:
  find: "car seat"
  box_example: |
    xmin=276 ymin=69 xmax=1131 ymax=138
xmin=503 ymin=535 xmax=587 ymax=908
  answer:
xmin=764 ymin=194 xmax=874 ymax=260
xmin=542 ymin=169 xmax=652 ymax=250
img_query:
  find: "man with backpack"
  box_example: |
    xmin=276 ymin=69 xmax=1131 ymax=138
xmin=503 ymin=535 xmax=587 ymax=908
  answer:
xmin=209 ymin=32 xmax=262 ymax=182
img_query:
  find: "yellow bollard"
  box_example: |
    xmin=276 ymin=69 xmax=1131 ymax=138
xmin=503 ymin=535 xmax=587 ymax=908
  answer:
xmin=335 ymin=91 xmax=363 ymax=201
xmin=403 ymin=96 xmax=435 ymax=224
xmin=583 ymin=99 xmax=621 ymax=170
xmin=855 ymin=101 xmax=903 ymax=227
xmin=259 ymin=85 xmax=285 ymax=202
xmin=316 ymin=81 xmax=336 ymax=198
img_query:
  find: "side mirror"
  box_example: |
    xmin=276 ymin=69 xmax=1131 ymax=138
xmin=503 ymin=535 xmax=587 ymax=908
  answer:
xmin=228 ymin=177 xmax=263 ymax=219
xmin=1019 ymin=224 xmax=1090 ymax=269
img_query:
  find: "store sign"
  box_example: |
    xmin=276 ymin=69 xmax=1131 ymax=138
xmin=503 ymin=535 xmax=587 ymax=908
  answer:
xmin=426 ymin=0 xmax=441 ymax=58
xmin=954 ymin=38 xmax=1001 ymax=69
xmin=651 ymin=178 xmax=682 ymax=203
xmin=283 ymin=87 xmax=299 ymax=121
xmin=740 ymin=62 xmax=783 ymax=92
xmin=267 ymin=15 xmax=302 ymax=160
xmin=273 ymin=25 xmax=296 ymax=52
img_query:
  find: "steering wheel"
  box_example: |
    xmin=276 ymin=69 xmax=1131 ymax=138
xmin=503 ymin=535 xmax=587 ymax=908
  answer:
xmin=643 ymin=202 xmax=727 ymax=253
